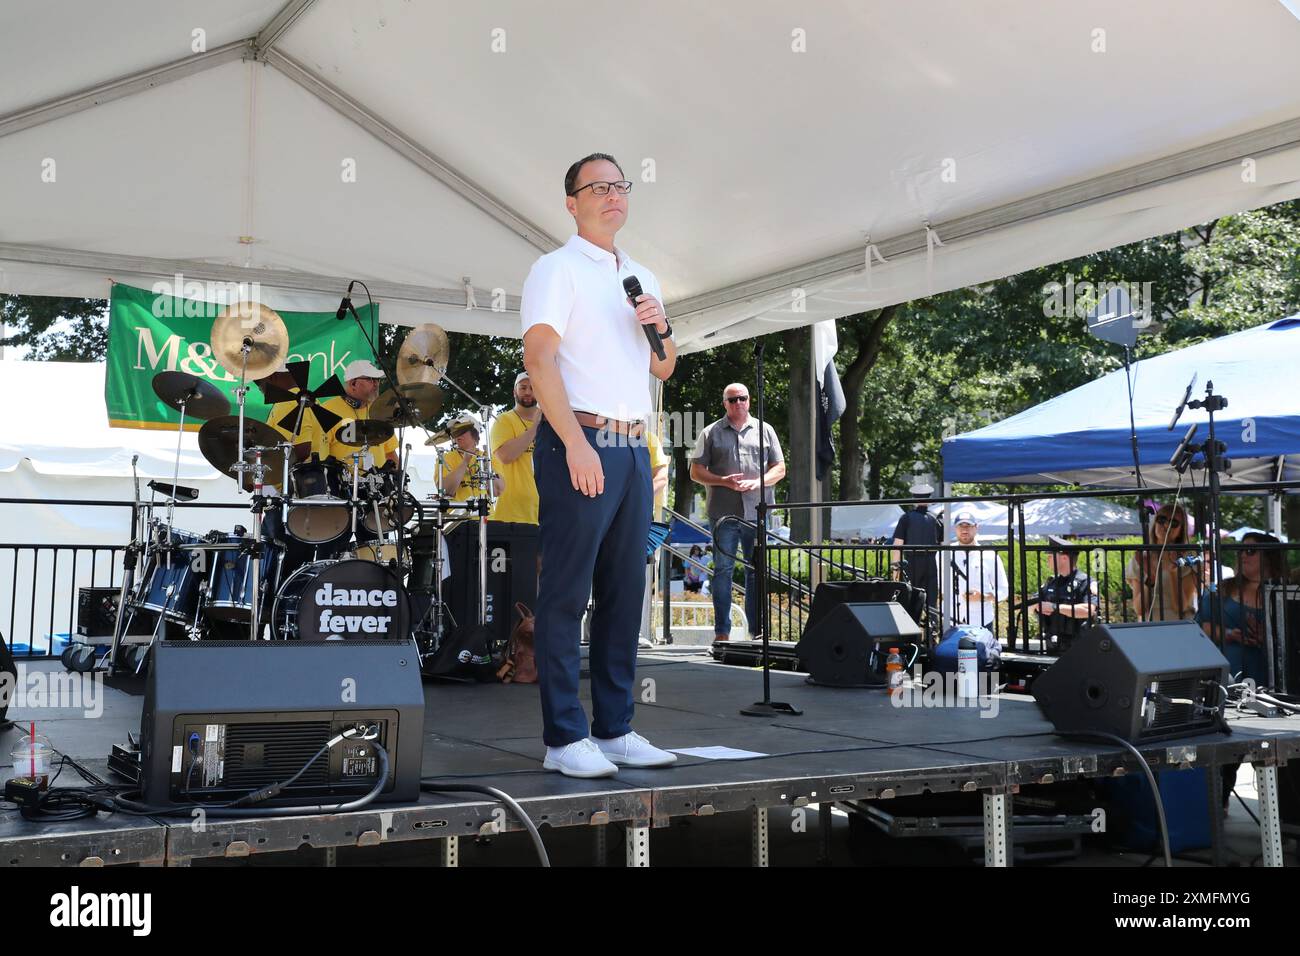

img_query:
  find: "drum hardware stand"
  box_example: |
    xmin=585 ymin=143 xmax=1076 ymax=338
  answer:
xmin=107 ymin=455 xmax=145 ymax=676
xmin=246 ymin=449 xmax=269 ymax=641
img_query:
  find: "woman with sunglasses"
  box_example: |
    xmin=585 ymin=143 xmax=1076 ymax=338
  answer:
xmin=1196 ymin=532 xmax=1283 ymax=682
xmin=1124 ymin=503 xmax=1199 ymax=621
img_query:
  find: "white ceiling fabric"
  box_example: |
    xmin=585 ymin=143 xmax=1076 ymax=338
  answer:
xmin=1 ymin=1 xmax=1299 ymax=353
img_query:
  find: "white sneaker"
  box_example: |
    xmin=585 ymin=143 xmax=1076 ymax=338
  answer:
xmin=543 ymin=738 xmax=618 ymax=778
xmin=593 ymin=731 xmax=678 ymax=768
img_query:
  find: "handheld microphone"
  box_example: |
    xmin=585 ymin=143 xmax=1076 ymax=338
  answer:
xmin=336 ymin=280 xmax=356 ymax=321
xmin=623 ymin=275 xmax=666 ymax=361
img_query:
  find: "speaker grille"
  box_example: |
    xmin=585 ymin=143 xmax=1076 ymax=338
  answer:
xmin=221 ymin=720 xmax=332 ymax=789
xmin=1143 ymin=677 xmax=1209 ymax=738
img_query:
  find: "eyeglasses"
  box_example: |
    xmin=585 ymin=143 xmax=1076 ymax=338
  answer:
xmin=569 ymin=180 xmax=633 ymax=197
xmin=1154 ymin=515 xmax=1181 ymax=527
xmin=726 ymin=396 xmax=749 ymax=404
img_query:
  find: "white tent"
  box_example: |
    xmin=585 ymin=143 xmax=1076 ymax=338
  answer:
xmin=946 ymin=498 xmax=1141 ymax=541
xmin=3 ymin=2 xmax=1300 ymax=351
xmin=829 ymin=503 xmax=905 ymax=541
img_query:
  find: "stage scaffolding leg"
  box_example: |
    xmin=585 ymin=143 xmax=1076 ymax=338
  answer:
xmin=818 ymin=803 xmax=833 ymax=865
xmin=439 ymin=836 xmax=459 ymax=868
xmin=982 ymin=792 xmax=1011 ymax=868
xmin=1206 ymin=765 xmax=1225 ymax=867
xmin=625 ymin=824 xmax=649 ymax=867
xmin=751 ymin=806 xmax=770 ymax=868
xmin=593 ymin=824 xmax=608 ymax=867
xmin=322 ymin=846 xmax=337 ymax=867
xmin=1254 ymin=764 xmax=1284 ymax=868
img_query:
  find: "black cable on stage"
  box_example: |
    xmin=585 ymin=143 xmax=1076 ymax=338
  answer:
xmin=1055 ymin=730 xmax=1172 ymax=867
xmin=111 ymin=733 xmax=391 ymax=819
xmin=421 ymin=780 xmax=550 ymax=867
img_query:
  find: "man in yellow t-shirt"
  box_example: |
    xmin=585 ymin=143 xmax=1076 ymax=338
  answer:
xmin=441 ymin=416 xmax=502 ymax=501
xmin=321 ymin=359 xmax=399 ymax=476
xmin=489 ymin=371 xmax=541 ymax=524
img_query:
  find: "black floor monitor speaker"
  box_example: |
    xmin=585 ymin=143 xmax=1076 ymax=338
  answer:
xmin=1033 ymin=620 xmax=1229 ymax=743
xmin=0 ymin=634 xmax=15 ymax=724
xmin=808 ymin=579 xmax=924 ymax=630
xmin=797 ymin=602 xmax=922 ymax=687
xmin=140 ymin=639 xmax=425 ymax=806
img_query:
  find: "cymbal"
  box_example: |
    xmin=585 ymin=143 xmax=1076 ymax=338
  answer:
xmin=210 ymin=302 xmax=290 ymax=381
xmin=424 ymin=429 xmax=452 ymax=447
xmin=151 ymin=371 xmax=230 ymax=421
xmin=198 ymin=416 xmax=286 ymax=490
xmin=373 ymin=382 xmax=443 ymax=426
xmin=333 ymin=418 xmax=396 ymax=448
xmin=395 ymin=324 xmax=450 ymax=386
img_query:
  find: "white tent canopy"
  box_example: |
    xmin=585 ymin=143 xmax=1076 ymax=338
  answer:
xmin=3 ymin=2 xmax=1300 ymax=352
xmin=944 ymin=498 xmax=1141 ymax=541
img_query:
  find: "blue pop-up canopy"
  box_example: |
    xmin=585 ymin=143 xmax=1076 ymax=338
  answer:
xmin=942 ymin=317 xmax=1300 ymax=487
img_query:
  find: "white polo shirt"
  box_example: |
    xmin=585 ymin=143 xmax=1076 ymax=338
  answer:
xmin=521 ymin=234 xmax=665 ymax=421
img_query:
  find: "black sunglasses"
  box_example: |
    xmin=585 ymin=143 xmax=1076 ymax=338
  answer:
xmin=726 ymin=396 xmax=749 ymax=404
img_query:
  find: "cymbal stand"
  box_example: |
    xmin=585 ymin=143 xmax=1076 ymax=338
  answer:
xmin=248 ymin=449 xmax=268 ymax=641
xmin=233 ymin=339 xmax=252 ymax=494
xmin=107 ymin=454 xmax=144 ymax=675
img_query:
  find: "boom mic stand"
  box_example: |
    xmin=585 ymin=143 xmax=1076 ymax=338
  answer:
xmin=742 ymin=340 xmax=801 ymax=718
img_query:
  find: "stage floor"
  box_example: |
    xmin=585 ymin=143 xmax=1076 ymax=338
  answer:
xmin=2 ymin=651 xmax=1298 ymax=866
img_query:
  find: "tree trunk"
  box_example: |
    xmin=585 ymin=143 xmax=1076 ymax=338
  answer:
xmin=836 ymin=306 xmax=897 ymax=501
xmin=782 ymin=329 xmax=812 ymax=542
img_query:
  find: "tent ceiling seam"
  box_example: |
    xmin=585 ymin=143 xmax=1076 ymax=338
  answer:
xmin=0 ymin=243 xmax=521 ymax=314
xmin=671 ymin=114 xmax=1300 ymax=341
xmin=0 ymin=40 xmax=254 ymax=140
xmin=254 ymin=0 xmax=319 ymax=53
xmin=262 ymin=48 xmax=561 ymax=257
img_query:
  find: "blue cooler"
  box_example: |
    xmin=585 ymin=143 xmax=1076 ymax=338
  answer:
xmin=1101 ymin=767 xmax=1211 ymax=854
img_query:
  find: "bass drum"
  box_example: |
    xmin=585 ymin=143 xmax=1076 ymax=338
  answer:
xmin=272 ymin=559 xmax=411 ymax=641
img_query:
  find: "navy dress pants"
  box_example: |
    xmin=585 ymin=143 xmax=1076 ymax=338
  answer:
xmin=533 ymin=420 xmax=652 ymax=747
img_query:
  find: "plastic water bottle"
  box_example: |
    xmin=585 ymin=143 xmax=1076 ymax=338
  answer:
xmin=885 ymin=647 xmax=905 ymax=691
xmin=957 ymin=636 xmax=979 ymax=700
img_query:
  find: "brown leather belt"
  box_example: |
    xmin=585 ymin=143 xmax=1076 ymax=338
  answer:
xmin=573 ymin=411 xmax=644 ymax=437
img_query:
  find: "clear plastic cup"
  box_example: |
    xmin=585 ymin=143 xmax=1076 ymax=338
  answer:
xmin=9 ymin=734 xmax=54 ymax=789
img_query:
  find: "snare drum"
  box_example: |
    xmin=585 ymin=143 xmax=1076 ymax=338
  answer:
xmin=287 ymin=459 xmax=351 ymax=544
xmin=272 ymin=559 xmax=411 ymax=640
xmin=359 ymin=469 xmax=416 ymax=534
xmin=137 ymin=528 xmax=203 ymax=625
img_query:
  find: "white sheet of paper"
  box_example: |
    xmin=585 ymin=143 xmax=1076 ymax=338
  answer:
xmin=667 ymin=746 xmax=768 ymax=760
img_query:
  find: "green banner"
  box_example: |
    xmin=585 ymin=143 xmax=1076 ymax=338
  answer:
xmin=105 ymin=282 xmax=377 ymax=430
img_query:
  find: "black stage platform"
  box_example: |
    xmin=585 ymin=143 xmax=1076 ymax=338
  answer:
xmin=2 ymin=654 xmax=1297 ymax=867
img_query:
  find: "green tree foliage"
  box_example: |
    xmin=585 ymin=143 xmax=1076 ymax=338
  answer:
xmin=0 ymin=295 xmax=107 ymax=360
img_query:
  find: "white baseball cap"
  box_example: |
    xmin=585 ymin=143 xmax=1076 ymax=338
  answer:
xmin=514 ymin=371 xmax=530 ymax=386
xmin=344 ymin=359 xmax=384 ymax=380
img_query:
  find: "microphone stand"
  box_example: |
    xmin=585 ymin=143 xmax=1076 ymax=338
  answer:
xmin=742 ymin=340 xmax=801 ymax=717
xmin=339 ymin=291 xmax=419 ymax=580
xmin=1188 ymin=381 xmax=1231 ymax=675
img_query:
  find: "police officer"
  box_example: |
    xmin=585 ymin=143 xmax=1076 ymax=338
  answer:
xmin=891 ymin=481 xmax=942 ymax=632
xmin=1037 ymin=535 xmax=1098 ymax=653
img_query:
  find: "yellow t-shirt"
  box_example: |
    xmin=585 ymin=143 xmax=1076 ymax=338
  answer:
xmin=321 ymin=396 xmax=400 ymax=474
xmin=489 ymin=409 xmax=539 ymax=524
xmin=265 ymin=400 xmax=327 ymax=459
xmin=442 ymin=448 xmax=487 ymax=502
xmin=647 ymin=429 xmax=669 ymax=519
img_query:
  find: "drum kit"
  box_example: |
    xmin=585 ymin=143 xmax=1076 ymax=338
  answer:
xmin=98 ymin=302 xmax=505 ymax=677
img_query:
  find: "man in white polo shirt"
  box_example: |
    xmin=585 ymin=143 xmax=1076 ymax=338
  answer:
xmin=521 ymin=152 xmax=679 ymax=778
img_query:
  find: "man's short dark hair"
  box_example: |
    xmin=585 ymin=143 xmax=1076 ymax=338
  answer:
xmin=565 ymin=152 xmax=624 ymax=196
